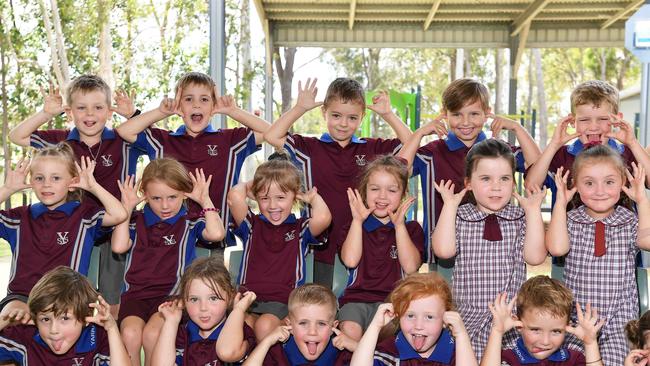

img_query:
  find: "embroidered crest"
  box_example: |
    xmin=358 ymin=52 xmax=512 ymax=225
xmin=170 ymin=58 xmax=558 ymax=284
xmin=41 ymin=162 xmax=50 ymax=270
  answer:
xmin=72 ymin=357 xmax=85 ymax=366
xmin=207 ymin=145 xmax=218 ymax=156
xmin=162 ymin=235 xmax=176 ymax=246
xmin=355 ymin=154 xmax=367 ymax=166
xmin=56 ymin=232 xmax=70 ymax=245
xmin=284 ymin=230 xmax=296 ymax=242
xmin=100 ymin=154 xmax=113 ymax=167
xmin=389 ymin=245 xmax=398 ymax=259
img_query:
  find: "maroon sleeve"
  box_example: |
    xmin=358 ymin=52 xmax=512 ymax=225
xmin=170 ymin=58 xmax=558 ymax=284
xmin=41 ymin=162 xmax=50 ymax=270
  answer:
xmin=263 ymin=343 xmax=288 ymax=365
xmin=366 ymin=137 xmax=402 ymax=156
xmin=334 ymin=350 xmax=353 ymax=365
xmin=242 ymin=323 xmax=257 ymax=356
xmin=30 ymin=129 xmax=70 ymax=148
xmin=500 ymin=349 xmax=519 ymax=365
xmin=406 ymin=221 xmax=425 ymax=263
xmin=548 ymin=146 xmax=569 ymax=176
xmin=95 ymin=326 xmax=111 ymax=359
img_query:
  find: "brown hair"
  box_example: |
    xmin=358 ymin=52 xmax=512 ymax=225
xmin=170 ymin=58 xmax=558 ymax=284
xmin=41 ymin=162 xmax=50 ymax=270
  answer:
xmin=357 ymin=155 xmax=409 ymax=204
xmin=178 ymin=256 xmax=236 ymax=311
xmin=251 ymin=152 xmax=302 ymax=200
xmin=442 ymin=78 xmax=490 ymax=113
xmin=323 ymin=77 xmax=366 ymax=110
xmin=288 ymin=283 xmax=337 ymax=320
xmin=570 ymin=80 xmax=619 ymax=115
xmin=175 ymin=72 xmax=217 ymax=101
xmin=139 ymin=158 xmax=193 ymax=195
xmin=28 ymin=266 xmax=98 ymax=321
xmin=31 ymin=142 xmax=82 ymax=202
xmin=516 ymin=275 xmax=573 ymax=320
xmin=390 ymin=272 xmax=453 ymax=318
xmin=65 ymin=74 xmax=112 ymax=107
xmin=626 ymin=311 xmax=650 ymax=349
xmin=463 ymin=139 xmax=515 ymax=205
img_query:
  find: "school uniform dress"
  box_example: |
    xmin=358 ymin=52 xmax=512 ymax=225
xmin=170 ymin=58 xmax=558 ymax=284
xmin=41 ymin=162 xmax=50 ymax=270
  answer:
xmin=412 ymin=132 xmax=524 ymax=262
xmin=563 ymin=205 xmax=638 ymax=365
xmin=173 ymin=319 xmax=256 ymax=365
xmin=284 ymin=133 xmax=401 ymax=271
xmin=233 ymin=211 xmax=319 ymax=305
xmin=501 ymin=338 xmax=585 ymax=365
xmin=373 ymin=329 xmax=455 ymax=366
xmin=338 ymin=217 xmax=424 ymax=308
xmin=453 ymin=203 xmax=526 ymax=358
xmin=263 ymin=335 xmax=352 ymax=365
xmin=0 ymin=201 xmax=105 ymax=299
xmin=0 ymin=324 xmax=110 ymax=365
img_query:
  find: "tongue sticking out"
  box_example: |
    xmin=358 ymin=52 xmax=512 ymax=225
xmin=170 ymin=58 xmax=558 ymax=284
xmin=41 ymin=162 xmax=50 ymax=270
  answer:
xmin=413 ymin=335 xmax=426 ymax=350
xmin=307 ymin=342 xmax=318 ymax=355
xmin=52 ymin=340 xmax=63 ymax=352
xmin=588 ymin=134 xmax=601 ymax=142
xmin=269 ymin=211 xmax=282 ymax=221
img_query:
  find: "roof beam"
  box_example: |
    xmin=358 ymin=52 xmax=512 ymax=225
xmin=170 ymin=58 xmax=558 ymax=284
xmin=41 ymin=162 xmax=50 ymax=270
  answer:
xmin=513 ymin=21 xmax=531 ymax=76
xmin=423 ymin=0 xmax=442 ymax=30
xmin=349 ymin=0 xmax=357 ymax=29
xmin=511 ymin=0 xmax=551 ymax=36
xmin=600 ymin=0 xmax=644 ymax=29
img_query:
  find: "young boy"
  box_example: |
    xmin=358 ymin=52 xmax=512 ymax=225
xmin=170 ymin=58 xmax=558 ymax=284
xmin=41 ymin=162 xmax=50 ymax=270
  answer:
xmin=481 ymin=276 xmax=603 ymax=366
xmin=264 ymin=77 xmax=412 ymax=287
xmin=243 ymin=283 xmax=354 ymax=365
xmin=398 ymin=78 xmax=540 ymax=263
xmin=524 ymin=80 xmax=650 ymax=200
xmin=0 ymin=266 xmax=129 ymax=365
xmin=8 ymin=75 xmax=144 ymax=313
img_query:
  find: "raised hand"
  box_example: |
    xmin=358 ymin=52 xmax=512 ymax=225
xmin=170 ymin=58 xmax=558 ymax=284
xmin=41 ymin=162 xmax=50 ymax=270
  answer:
xmin=514 ymin=185 xmax=546 ymax=212
xmin=86 ymin=295 xmax=119 ymax=331
xmin=489 ymin=113 xmax=519 ymax=138
xmin=158 ymin=96 xmax=179 ymax=117
xmin=487 ymin=292 xmax=521 ymax=334
xmin=332 ymin=328 xmax=357 ymax=351
xmin=295 ymin=78 xmax=322 ymax=111
xmin=566 ymin=302 xmax=604 ymax=346
xmin=554 ymin=167 xmax=577 ymax=207
xmin=417 ymin=115 xmax=448 ymax=137
xmin=626 ymin=349 xmax=650 ymax=366
xmin=232 ymin=291 xmax=256 ymax=312
xmin=186 ymin=168 xmax=213 ymax=206
xmin=270 ymin=325 xmax=292 ymax=344
xmin=443 ymin=311 xmax=468 ymax=338
xmin=607 ymin=114 xmax=635 ymax=145
xmin=70 ymin=156 xmax=98 ymax=192
xmin=550 ymin=115 xmax=580 ymax=147
xmin=117 ymin=175 xmax=143 ymax=211
xmin=367 ymin=91 xmax=392 ymax=117
xmin=388 ymin=196 xmax=415 ymax=226
xmin=1 ymin=307 xmax=31 ymax=325
xmin=347 ymin=188 xmax=374 ymax=222
xmin=623 ymin=162 xmax=648 ymax=204
xmin=41 ymin=82 xmax=64 ymax=116
xmin=213 ymin=93 xmax=237 ymax=116
xmin=4 ymin=157 xmax=31 ymax=193
xmin=157 ymin=299 xmax=184 ymax=323
xmin=112 ymin=89 xmax=137 ymax=118
xmin=296 ymin=187 xmax=319 ymax=205
xmin=368 ymin=303 xmax=396 ymax=329
xmin=433 ymin=180 xmax=467 ymax=206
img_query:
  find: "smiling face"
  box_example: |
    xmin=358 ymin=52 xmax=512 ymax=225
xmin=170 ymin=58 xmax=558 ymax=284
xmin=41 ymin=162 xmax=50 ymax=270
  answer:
xmin=574 ymin=160 xmax=623 ymax=219
xmin=399 ymin=295 xmax=446 ymax=358
xmin=184 ymin=278 xmax=229 ymax=338
xmin=519 ymin=308 xmax=568 ymax=360
xmin=30 ymin=157 xmax=77 ymax=209
xmin=178 ymin=83 xmax=215 ymax=137
xmin=465 ymin=157 xmax=514 ymax=214
xmin=65 ymin=90 xmax=111 ymax=141
xmin=256 ymin=182 xmax=296 ymax=225
xmin=36 ymin=308 xmax=83 ymax=355
xmin=322 ymin=98 xmax=364 ymax=147
xmin=288 ymin=303 xmax=336 ymax=361
xmin=573 ymin=102 xmax=619 ymax=145
xmin=364 ymin=169 xmax=404 ymax=224
xmin=144 ymin=179 xmax=186 ymax=220
xmin=446 ymin=100 xmax=490 ymax=147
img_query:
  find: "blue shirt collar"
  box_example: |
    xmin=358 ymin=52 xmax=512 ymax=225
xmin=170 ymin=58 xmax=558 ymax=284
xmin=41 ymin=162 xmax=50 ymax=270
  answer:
xmin=259 ymin=213 xmax=297 ymax=225
xmin=283 ymin=335 xmax=338 ymax=366
xmin=67 ymin=127 xmax=115 ymax=141
xmin=512 ymin=337 xmax=570 ymax=364
xmin=186 ymin=318 xmax=225 ymax=343
xmin=567 ymin=138 xmax=624 ymax=156
xmin=445 ymin=131 xmax=486 ymax=152
xmin=170 ymin=124 xmax=219 ymax=136
xmin=30 ymin=201 xmax=80 ymax=219
xmin=362 ymin=215 xmax=394 ymax=232
xmin=143 ymin=204 xmax=186 ymax=227
xmin=318 ymin=133 xmax=367 ymax=144
xmin=34 ymin=324 xmax=99 ymax=353
xmin=395 ymin=329 xmax=454 ymax=363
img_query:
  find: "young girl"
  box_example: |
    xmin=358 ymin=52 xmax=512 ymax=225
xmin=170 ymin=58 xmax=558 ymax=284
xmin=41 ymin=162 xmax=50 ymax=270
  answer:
xmin=151 ymin=256 xmax=257 ymax=365
xmin=112 ymin=158 xmax=225 ymax=366
xmin=625 ymin=311 xmax=650 ymax=365
xmin=0 ymin=143 xmax=126 ymax=325
xmin=431 ymin=138 xmax=546 ymax=358
xmin=351 ymin=272 xmax=478 ymax=365
xmin=547 ymin=144 xmax=650 ymax=365
xmin=338 ymin=155 xmax=424 ymax=342
xmin=227 ymin=152 xmax=331 ymax=342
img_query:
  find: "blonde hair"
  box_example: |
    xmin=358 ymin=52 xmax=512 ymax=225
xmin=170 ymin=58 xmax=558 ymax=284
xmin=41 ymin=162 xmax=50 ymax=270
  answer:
xmin=626 ymin=311 xmax=650 ymax=349
xmin=357 ymin=155 xmax=409 ymax=204
xmin=516 ymin=275 xmax=573 ymax=320
xmin=570 ymin=80 xmax=619 ymax=114
xmin=175 ymin=72 xmax=217 ymax=101
xmin=178 ymin=256 xmax=235 ymax=311
xmin=389 ymin=272 xmax=453 ymax=318
xmin=139 ymin=158 xmax=193 ymax=195
xmin=251 ymin=152 xmax=302 ymax=201
xmin=65 ymin=74 xmax=112 ymax=107
xmin=28 ymin=266 xmax=98 ymax=321
xmin=288 ymin=283 xmax=337 ymax=320
xmin=31 ymin=142 xmax=82 ymax=202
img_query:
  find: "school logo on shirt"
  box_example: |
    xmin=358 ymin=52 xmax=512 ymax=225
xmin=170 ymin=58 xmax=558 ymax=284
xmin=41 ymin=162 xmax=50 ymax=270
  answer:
xmin=204 ymin=361 xmax=220 ymax=366
xmin=100 ymin=154 xmax=113 ymax=167
xmin=285 ymin=230 xmax=296 ymax=242
xmin=162 ymin=235 xmax=176 ymax=246
xmin=72 ymin=357 xmax=85 ymax=366
xmin=355 ymin=155 xmax=367 ymax=166
xmin=56 ymin=232 xmax=69 ymax=245
xmin=389 ymin=245 xmax=398 ymax=259
xmin=207 ymin=145 xmax=219 ymax=156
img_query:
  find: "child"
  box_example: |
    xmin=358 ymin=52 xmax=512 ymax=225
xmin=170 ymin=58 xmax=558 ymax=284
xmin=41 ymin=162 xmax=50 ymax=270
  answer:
xmin=525 ymin=80 xmax=650 ymax=199
xmin=482 ymin=276 xmax=603 ymax=365
xmin=338 ymin=155 xmax=424 ymax=341
xmin=264 ymin=77 xmax=412 ymax=287
xmin=8 ymin=75 xmax=144 ymax=312
xmin=625 ymin=311 xmax=650 ymax=365
xmin=546 ymin=144 xmax=650 ymax=365
xmin=352 ymin=272 xmax=478 ymax=366
xmin=0 ymin=266 xmax=129 ymax=365
xmin=227 ymin=152 xmax=331 ymax=341
xmin=243 ymin=283 xmax=354 ymax=365
xmin=398 ymin=78 xmax=540 ymax=262
xmin=112 ymin=158 xmax=225 ymax=366
xmin=0 ymin=144 xmax=126 ymax=324
xmin=151 ymin=256 xmax=257 ymax=365
xmin=431 ymin=138 xmax=546 ymax=358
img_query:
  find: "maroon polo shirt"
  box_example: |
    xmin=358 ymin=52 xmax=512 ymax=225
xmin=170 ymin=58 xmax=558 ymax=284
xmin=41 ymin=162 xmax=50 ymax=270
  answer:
xmin=501 ymin=338 xmax=585 ymax=365
xmin=284 ymin=133 xmax=401 ymax=265
xmin=373 ymin=330 xmax=456 ymax=366
xmin=264 ymin=335 xmax=352 ymax=366
xmin=338 ymin=217 xmax=424 ymax=307
xmin=174 ymin=319 xmax=256 ymax=365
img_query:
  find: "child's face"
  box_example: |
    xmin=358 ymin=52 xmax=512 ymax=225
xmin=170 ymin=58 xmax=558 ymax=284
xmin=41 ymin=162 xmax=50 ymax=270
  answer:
xmin=399 ymin=295 xmax=446 ymax=358
xmin=573 ymin=102 xmax=618 ymax=145
xmin=518 ymin=309 xmax=568 ymax=360
xmin=288 ymin=304 xmax=336 ymax=361
xmin=144 ymin=179 xmax=185 ymax=219
xmin=365 ymin=170 xmax=403 ymax=224
xmin=65 ymin=90 xmax=111 ymax=140
xmin=574 ymin=161 xmax=623 ymax=219
xmin=465 ymin=157 xmax=514 ymax=214
xmin=322 ymin=98 xmax=364 ymax=146
xmin=256 ymin=182 xmax=295 ymax=226
xmin=35 ymin=309 xmax=84 ymax=355
xmin=30 ymin=157 xmax=76 ymax=209
xmin=184 ymin=278 xmax=228 ymax=338
xmin=446 ymin=100 xmax=489 ymax=147
xmin=178 ymin=83 xmax=215 ymax=137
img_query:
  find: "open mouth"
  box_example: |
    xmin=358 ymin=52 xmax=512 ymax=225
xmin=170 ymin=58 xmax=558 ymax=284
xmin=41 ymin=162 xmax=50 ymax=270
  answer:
xmin=50 ymin=339 xmax=64 ymax=352
xmin=83 ymin=120 xmax=97 ymax=128
xmin=586 ymin=134 xmax=602 ymax=142
xmin=191 ymin=113 xmax=204 ymax=123
xmin=411 ymin=334 xmax=428 ymax=350
xmin=305 ymin=341 xmax=319 ymax=355
xmin=458 ymin=127 xmax=474 ymax=136
xmin=268 ymin=211 xmax=283 ymax=222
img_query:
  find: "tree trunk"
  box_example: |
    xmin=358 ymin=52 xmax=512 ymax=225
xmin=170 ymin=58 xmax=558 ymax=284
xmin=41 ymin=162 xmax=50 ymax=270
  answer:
xmin=449 ymin=49 xmax=457 ymax=82
xmin=97 ymin=0 xmax=114 ymax=89
xmin=365 ymin=49 xmax=381 ymax=135
xmin=123 ymin=0 xmax=135 ymax=86
xmin=37 ymin=0 xmax=64 ymax=88
xmin=464 ymin=48 xmax=471 ymax=76
xmin=495 ymin=48 xmax=504 ymax=114
xmin=240 ymin=0 xmax=252 ymax=111
xmin=274 ymin=47 xmax=296 ymax=114
xmin=599 ymin=49 xmax=607 ymax=81
xmin=617 ymin=52 xmax=632 ymax=91
xmin=1 ymin=14 xmax=11 ymax=209
xmin=49 ymin=0 xmax=69 ymax=85
xmin=533 ymin=49 xmax=548 ymax=148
